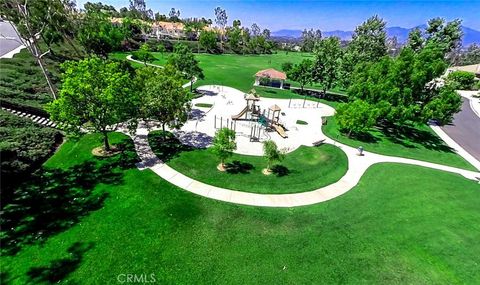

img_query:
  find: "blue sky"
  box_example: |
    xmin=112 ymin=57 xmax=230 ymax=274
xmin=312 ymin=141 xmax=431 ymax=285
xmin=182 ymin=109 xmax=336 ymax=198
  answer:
xmin=77 ymin=0 xmax=480 ymax=31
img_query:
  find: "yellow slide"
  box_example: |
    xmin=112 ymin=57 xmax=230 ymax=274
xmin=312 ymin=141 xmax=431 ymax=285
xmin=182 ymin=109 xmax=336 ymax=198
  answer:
xmin=273 ymin=124 xmax=288 ymax=138
xmin=231 ymin=106 xmax=248 ymax=120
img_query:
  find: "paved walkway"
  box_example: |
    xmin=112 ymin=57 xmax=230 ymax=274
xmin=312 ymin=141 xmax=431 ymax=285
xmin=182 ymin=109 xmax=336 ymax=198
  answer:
xmin=122 ymin=85 xmax=480 ymax=208
xmin=1 ymin=107 xmax=67 ymax=130
xmin=126 ymin=55 xmax=196 ymax=89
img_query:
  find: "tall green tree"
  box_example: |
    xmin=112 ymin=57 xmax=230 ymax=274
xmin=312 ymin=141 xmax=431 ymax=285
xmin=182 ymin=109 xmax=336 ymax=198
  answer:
xmin=422 ymin=85 xmax=462 ymax=125
xmin=138 ymin=66 xmax=192 ymax=134
xmin=301 ymin=29 xmax=322 ymax=52
xmin=341 ymin=15 xmax=387 ymax=89
xmin=47 ymin=57 xmax=139 ymax=151
xmin=226 ymin=19 xmax=242 ymax=53
xmin=405 ymin=28 xmax=424 ymax=52
xmin=456 ymin=44 xmax=480 ymax=65
xmin=425 ymin=18 xmax=463 ymax=54
xmin=212 ymin=128 xmax=236 ymax=171
xmin=263 ymin=140 xmax=285 ymax=173
xmin=406 ymin=18 xmax=463 ymax=57
xmin=199 ymin=30 xmax=218 ymax=53
xmin=348 ymin=43 xmax=461 ymax=125
xmin=348 ymin=15 xmax=388 ymax=63
xmin=214 ymin=7 xmax=228 ymax=51
xmin=312 ymin=37 xmax=343 ymax=95
xmin=132 ymin=43 xmax=155 ymax=66
xmin=287 ymin=59 xmax=313 ymax=93
xmin=78 ymin=10 xmax=125 ymax=58
xmin=336 ymin=100 xmax=379 ymax=136
xmin=168 ymin=44 xmax=205 ymax=91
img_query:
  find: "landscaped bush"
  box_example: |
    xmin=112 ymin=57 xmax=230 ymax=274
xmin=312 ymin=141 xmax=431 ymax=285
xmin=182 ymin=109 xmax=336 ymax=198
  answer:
xmin=447 ymin=71 xmax=476 ymax=90
xmin=194 ymin=103 xmax=213 ymax=108
xmin=0 ymin=110 xmax=62 ymax=196
xmin=0 ymin=40 xmax=85 ymax=112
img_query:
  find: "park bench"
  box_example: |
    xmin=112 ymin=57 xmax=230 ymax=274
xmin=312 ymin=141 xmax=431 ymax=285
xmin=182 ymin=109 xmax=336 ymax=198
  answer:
xmin=312 ymin=139 xmax=326 ymax=146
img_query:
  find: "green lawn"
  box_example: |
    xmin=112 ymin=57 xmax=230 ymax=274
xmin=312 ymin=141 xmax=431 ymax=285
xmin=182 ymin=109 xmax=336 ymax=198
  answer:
xmin=110 ymin=51 xmax=348 ymax=96
xmin=323 ymin=116 xmax=478 ymax=171
xmin=149 ymin=131 xmax=348 ymax=194
xmin=2 ymin=132 xmax=479 ymax=284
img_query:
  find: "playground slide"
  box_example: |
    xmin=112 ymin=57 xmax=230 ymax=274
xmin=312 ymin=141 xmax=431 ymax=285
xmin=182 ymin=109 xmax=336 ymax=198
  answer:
xmin=231 ymin=106 xmax=248 ymax=120
xmin=273 ymin=124 xmax=288 ymax=138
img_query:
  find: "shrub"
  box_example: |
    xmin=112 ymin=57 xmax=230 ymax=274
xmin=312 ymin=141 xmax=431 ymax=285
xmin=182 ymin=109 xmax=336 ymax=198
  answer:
xmin=0 ymin=110 xmax=62 ymax=193
xmin=194 ymin=103 xmax=213 ymax=108
xmin=447 ymin=71 xmax=476 ymax=90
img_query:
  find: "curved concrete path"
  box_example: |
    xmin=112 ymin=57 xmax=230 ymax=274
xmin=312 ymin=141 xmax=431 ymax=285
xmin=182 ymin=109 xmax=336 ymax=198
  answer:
xmin=126 ymin=55 xmax=197 ymax=89
xmin=121 ymin=85 xmax=480 ymax=208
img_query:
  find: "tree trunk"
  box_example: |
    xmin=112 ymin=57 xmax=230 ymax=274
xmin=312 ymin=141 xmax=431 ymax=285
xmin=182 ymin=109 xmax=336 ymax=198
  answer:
xmin=190 ymin=80 xmax=193 ymax=92
xmin=103 ymin=131 xmax=111 ymax=152
xmin=162 ymin=123 xmax=167 ymax=139
xmin=9 ymin=18 xmax=57 ymax=100
xmin=34 ymin=48 xmax=57 ymax=100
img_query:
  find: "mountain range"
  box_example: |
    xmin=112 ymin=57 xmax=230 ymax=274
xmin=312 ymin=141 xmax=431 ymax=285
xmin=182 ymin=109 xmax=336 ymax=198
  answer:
xmin=272 ymin=26 xmax=480 ymax=46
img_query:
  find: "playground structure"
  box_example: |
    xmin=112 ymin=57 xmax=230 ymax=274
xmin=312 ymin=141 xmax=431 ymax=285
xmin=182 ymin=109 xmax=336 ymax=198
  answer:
xmin=231 ymin=91 xmax=261 ymax=120
xmin=176 ymin=85 xmax=335 ymax=156
xmin=231 ymin=91 xmax=289 ymax=139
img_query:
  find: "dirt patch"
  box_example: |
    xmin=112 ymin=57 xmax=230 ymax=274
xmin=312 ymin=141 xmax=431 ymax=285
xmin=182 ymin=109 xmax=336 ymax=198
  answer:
xmin=92 ymin=146 xmax=121 ymax=157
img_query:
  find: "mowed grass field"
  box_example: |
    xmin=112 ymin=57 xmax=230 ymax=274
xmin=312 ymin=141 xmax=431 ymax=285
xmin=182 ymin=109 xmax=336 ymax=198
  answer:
xmin=110 ymin=51 xmax=347 ymax=94
xmin=1 ymin=133 xmax=479 ymax=284
xmin=323 ymin=116 xmax=478 ymax=171
xmin=149 ymin=131 xmax=348 ymax=194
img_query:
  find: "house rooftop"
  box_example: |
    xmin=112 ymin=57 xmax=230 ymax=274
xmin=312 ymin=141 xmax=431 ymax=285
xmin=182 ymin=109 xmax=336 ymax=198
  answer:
xmin=255 ymin=68 xmax=287 ymax=80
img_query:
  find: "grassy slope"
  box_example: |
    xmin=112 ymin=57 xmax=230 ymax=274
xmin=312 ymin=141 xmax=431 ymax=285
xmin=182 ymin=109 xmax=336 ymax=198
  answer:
xmin=148 ymin=131 xmax=348 ymax=194
xmin=323 ymin=116 xmax=477 ymax=171
xmin=1 ymin=133 xmax=479 ymax=284
xmin=0 ymin=41 xmax=84 ymax=110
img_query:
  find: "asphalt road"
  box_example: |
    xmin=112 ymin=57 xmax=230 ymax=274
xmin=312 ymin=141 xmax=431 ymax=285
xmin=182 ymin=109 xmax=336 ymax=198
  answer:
xmin=0 ymin=21 xmax=23 ymax=57
xmin=441 ymin=98 xmax=480 ymax=161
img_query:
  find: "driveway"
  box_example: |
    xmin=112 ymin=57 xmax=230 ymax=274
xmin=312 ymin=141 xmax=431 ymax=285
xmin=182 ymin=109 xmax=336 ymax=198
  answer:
xmin=0 ymin=21 xmax=23 ymax=57
xmin=441 ymin=98 xmax=480 ymax=161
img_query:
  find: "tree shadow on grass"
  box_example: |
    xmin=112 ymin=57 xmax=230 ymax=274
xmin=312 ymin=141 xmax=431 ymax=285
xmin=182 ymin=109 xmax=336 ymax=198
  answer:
xmin=378 ymin=123 xmax=455 ymax=152
xmin=0 ymin=272 xmax=12 ymax=285
xmin=263 ymin=89 xmax=278 ymax=94
xmin=226 ymin=161 xmax=254 ymax=174
xmin=27 ymin=242 xmax=94 ymax=284
xmin=293 ymin=89 xmax=348 ymax=103
xmin=271 ymin=165 xmax=290 ymax=177
xmin=1 ymin=138 xmax=138 ymax=256
xmin=148 ymin=131 xmax=194 ymax=162
xmin=348 ymin=131 xmax=380 ymax=144
xmin=162 ymin=200 xmax=203 ymax=223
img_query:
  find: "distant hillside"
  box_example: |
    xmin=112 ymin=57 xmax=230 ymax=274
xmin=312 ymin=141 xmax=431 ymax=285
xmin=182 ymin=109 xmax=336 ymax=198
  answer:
xmin=272 ymin=26 xmax=480 ymax=46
